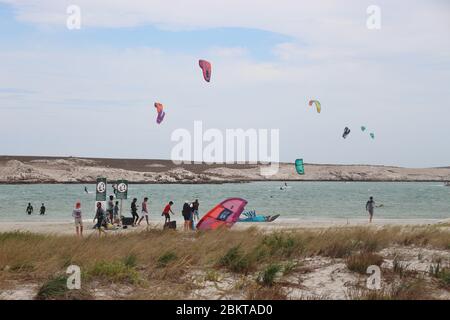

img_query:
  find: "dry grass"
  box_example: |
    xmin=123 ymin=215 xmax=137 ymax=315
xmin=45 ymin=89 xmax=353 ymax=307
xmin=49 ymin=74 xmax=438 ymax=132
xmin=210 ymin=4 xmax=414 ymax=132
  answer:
xmin=346 ymin=252 xmax=384 ymax=274
xmin=348 ymin=278 xmax=432 ymax=300
xmin=0 ymin=225 xmax=448 ymax=299
xmin=429 ymin=260 xmax=450 ymax=288
xmin=246 ymin=284 xmax=288 ymax=300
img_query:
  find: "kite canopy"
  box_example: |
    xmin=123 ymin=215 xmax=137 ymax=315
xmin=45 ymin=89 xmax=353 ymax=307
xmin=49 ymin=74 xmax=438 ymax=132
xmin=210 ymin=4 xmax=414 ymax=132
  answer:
xmin=199 ymin=59 xmax=212 ymax=82
xmin=156 ymin=111 xmax=165 ymax=124
xmin=196 ymin=198 xmax=248 ymax=231
xmin=370 ymin=133 xmax=375 ymax=139
xmin=343 ymin=127 xmax=351 ymax=139
xmin=308 ymin=100 xmax=321 ymax=113
xmin=295 ymin=159 xmax=305 ymax=175
xmin=361 ymin=126 xmax=366 ymax=132
xmin=154 ymin=102 xmax=164 ymax=114
xmin=154 ymin=102 xmax=165 ymax=124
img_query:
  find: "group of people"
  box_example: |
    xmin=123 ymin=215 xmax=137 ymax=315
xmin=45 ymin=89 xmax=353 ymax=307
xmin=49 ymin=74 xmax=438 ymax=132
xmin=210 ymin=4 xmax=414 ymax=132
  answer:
xmin=129 ymin=197 xmax=200 ymax=231
xmin=71 ymin=196 xmax=119 ymax=237
xmin=26 ymin=203 xmax=46 ymax=215
xmin=181 ymin=199 xmax=200 ymax=231
xmin=71 ymin=195 xmax=201 ymax=237
xmin=70 ymin=193 xmax=377 ymax=237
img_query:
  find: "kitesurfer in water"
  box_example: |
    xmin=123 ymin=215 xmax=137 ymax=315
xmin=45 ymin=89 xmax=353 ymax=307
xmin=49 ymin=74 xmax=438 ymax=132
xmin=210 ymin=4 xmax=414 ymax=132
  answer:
xmin=40 ymin=203 xmax=46 ymax=215
xmin=26 ymin=203 xmax=33 ymax=215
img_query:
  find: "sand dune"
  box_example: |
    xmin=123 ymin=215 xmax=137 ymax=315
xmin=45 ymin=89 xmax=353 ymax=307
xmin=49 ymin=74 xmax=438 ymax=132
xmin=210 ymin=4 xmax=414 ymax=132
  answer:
xmin=1 ymin=156 xmax=450 ymax=184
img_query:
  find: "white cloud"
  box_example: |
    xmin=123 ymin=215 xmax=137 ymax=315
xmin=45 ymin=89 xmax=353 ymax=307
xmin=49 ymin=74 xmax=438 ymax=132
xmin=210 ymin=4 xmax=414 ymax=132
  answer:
xmin=2 ymin=0 xmax=449 ymax=54
xmin=208 ymin=47 xmax=248 ymax=59
xmin=0 ymin=1 xmax=449 ymax=166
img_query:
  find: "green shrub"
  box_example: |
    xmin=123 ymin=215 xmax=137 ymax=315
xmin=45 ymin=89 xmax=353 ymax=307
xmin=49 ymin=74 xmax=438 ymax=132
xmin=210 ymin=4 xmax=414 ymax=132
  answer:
xmin=218 ymin=246 xmax=254 ymax=273
xmin=157 ymin=251 xmax=177 ymax=268
xmin=35 ymin=275 xmax=92 ymax=300
xmin=282 ymin=261 xmax=298 ymax=276
xmin=262 ymin=234 xmax=298 ymax=258
xmin=89 ymin=261 xmax=139 ymax=284
xmin=123 ymin=254 xmax=137 ymax=268
xmin=258 ymin=264 xmax=281 ymax=287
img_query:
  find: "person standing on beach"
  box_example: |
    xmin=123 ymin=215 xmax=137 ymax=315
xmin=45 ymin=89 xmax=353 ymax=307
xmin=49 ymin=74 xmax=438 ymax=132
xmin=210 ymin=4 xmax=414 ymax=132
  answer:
xmin=40 ymin=203 xmax=46 ymax=215
xmin=192 ymin=199 xmax=200 ymax=222
xmin=106 ymin=195 xmax=114 ymax=222
xmin=113 ymin=201 xmax=120 ymax=225
xmin=138 ymin=197 xmax=150 ymax=226
xmin=72 ymin=201 xmax=83 ymax=237
xmin=131 ymin=198 xmax=139 ymax=226
xmin=162 ymin=201 xmax=174 ymax=224
xmin=182 ymin=201 xmax=192 ymax=231
xmin=366 ymin=196 xmax=375 ymax=223
xmin=93 ymin=202 xmax=106 ymax=236
xmin=26 ymin=203 xmax=33 ymax=215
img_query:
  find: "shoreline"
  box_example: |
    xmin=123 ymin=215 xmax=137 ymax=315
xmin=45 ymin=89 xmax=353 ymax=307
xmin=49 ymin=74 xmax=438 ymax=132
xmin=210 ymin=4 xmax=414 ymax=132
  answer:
xmin=2 ymin=179 xmax=450 ymax=185
xmin=0 ymin=218 xmax=448 ymax=236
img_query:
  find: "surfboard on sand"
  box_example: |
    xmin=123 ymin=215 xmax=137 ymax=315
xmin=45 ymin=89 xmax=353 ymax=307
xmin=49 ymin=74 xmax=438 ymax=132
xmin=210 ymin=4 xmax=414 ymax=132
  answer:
xmin=238 ymin=214 xmax=280 ymax=222
xmin=268 ymin=214 xmax=280 ymax=222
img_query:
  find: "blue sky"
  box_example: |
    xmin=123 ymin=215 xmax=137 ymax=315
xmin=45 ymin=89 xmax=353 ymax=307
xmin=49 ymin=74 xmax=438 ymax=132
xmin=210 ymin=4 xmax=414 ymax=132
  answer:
xmin=0 ymin=1 xmax=449 ymax=167
xmin=0 ymin=3 xmax=291 ymax=60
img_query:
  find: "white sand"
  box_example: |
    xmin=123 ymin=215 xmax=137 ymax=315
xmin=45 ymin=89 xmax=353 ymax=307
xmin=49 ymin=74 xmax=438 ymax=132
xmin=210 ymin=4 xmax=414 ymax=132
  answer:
xmin=0 ymin=218 xmax=447 ymax=236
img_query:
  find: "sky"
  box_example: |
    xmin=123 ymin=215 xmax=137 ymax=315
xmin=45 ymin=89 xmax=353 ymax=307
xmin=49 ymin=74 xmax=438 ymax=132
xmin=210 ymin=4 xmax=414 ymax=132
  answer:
xmin=0 ymin=0 xmax=449 ymax=167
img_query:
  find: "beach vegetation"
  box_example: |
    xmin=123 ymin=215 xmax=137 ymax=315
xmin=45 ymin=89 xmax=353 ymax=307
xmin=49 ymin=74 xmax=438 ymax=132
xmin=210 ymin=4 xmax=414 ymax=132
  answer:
xmin=88 ymin=260 xmax=140 ymax=284
xmin=35 ymin=275 xmax=92 ymax=300
xmin=429 ymin=261 xmax=450 ymax=288
xmin=218 ymin=245 xmax=255 ymax=274
xmin=0 ymin=225 xmax=448 ymax=300
xmin=157 ymin=251 xmax=177 ymax=268
xmin=257 ymin=264 xmax=282 ymax=287
xmin=346 ymin=252 xmax=384 ymax=274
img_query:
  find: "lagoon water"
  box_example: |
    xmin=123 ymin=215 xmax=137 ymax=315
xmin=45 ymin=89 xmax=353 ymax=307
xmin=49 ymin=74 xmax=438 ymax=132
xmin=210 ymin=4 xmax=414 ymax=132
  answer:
xmin=0 ymin=182 xmax=449 ymax=222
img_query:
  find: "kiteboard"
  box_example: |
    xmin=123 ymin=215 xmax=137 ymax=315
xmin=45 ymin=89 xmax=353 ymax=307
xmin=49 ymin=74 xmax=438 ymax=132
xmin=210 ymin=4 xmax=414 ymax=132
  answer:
xmin=238 ymin=214 xmax=280 ymax=223
xmin=268 ymin=214 xmax=280 ymax=222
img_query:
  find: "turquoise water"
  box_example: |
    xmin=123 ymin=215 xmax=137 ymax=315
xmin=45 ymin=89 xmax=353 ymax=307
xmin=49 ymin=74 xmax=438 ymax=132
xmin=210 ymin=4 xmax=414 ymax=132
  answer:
xmin=0 ymin=182 xmax=449 ymax=222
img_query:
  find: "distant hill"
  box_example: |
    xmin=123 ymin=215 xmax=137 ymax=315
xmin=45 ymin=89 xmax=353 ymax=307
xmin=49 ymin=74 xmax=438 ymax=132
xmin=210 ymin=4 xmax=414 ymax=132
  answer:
xmin=1 ymin=155 xmax=449 ymax=184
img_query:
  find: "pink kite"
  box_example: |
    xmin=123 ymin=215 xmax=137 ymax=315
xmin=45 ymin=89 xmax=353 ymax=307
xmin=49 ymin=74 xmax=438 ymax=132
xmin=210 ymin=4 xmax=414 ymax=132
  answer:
xmin=198 ymin=59 xmax=212 ymax=82
xmin=156 ymin=111 xmax=165 ymax=124
xmin=196 ymin=198 xmax=248 ymax=231
xmin=154 ymin=102 xmax=165 ymax=124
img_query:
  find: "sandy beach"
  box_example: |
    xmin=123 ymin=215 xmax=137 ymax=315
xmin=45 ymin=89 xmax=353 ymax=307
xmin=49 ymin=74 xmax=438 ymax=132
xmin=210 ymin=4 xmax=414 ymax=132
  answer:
xmin=0 ymin=218 xmax=448 ymax=236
